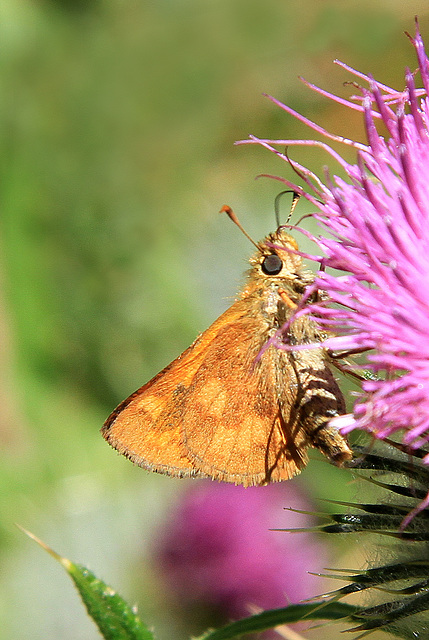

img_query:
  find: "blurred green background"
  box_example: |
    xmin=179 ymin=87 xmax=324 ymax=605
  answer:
xmin=1 ymin=1 xmax=428 ymax=638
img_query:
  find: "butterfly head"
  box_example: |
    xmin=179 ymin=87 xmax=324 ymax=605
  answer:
xmin=249 ymin=228 xmax=310 ymax=286
xmin=220 ymin=205 xmax=314 ymax=299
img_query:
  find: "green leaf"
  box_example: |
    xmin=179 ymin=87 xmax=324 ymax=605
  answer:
xmin=195 ymin=601 xmax=359 ymax=640
xmin=18 ymin=526 xmax=154 ymax=640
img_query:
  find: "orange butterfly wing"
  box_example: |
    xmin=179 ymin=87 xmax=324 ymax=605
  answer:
xmin=102 ymin=298 xmax=308 ymax=486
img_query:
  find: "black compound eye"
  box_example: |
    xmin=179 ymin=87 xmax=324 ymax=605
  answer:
xmin=261 ymin=254 xmax=283 ymax=275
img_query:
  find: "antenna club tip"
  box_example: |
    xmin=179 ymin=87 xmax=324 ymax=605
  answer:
xmin=219 ymin=205 xmax=260 ymax=250
xmin=220 ymin=204 xmax=238 ymax=224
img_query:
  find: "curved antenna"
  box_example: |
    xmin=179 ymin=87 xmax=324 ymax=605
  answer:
xmin=274 ymin=190 xmax=301 ymax=227
xmin=220 ymin=205 xmax=260 ymax=250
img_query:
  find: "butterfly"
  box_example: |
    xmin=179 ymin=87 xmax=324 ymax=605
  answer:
xmin=102 ymin=205 xmax=352 ymax=486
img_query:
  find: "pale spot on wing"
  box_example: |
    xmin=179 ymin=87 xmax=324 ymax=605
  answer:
xmin=199 ymin=379 xmax=227 ymax=415
xmin=138 ymin=394 xmax=166 ymax=419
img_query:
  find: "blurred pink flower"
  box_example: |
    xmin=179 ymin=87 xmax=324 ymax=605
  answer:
xmin=155 ymin=481 xmax=327 ymax=620
xmin=242 ymin=20 xmax=429 ymax=462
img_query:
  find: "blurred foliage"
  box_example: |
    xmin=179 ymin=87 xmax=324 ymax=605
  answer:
xmin=0 ymin=1 xmax=428 ymax=639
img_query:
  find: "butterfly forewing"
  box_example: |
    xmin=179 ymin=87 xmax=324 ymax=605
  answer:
xmin=102 ymin=298 xmax=306 ymax=484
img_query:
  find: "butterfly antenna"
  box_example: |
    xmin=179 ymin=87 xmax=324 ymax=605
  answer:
xmin=274 ymin=190 xmax=301 ymax=227
xmin=220 ymin=205 xmax=260 ymax=250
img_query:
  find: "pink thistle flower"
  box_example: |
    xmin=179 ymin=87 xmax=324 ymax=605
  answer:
xmin=240 ymin=20 xmax=429 ymax=469
xmin=155 ymin=481 xmax=327 ymax=624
